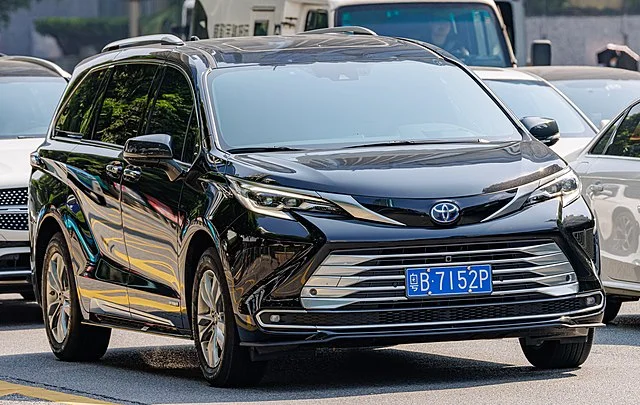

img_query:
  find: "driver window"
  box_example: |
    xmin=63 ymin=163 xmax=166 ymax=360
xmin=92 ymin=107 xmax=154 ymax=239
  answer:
xmin=604 ymin=104 xmax=640 ymax=158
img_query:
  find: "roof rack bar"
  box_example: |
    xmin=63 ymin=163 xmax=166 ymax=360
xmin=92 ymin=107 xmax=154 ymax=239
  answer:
xmin=3 ymin=56 xmax=71 ymax=79
xmin=102 ymin=34 xmax=184 ymax=53
xmin=299 ymin=26 xmax=377 ymax=36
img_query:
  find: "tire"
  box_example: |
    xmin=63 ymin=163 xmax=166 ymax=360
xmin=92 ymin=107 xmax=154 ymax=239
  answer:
xmin=191 ymin=248 xmax=266 ymax=387
xmin=20 ymin=292 xmax=36 ymax=301
xmin=520 ymin=328 xmax=594 ymax=369
xmin=603 ymin=296 xmax=622 ymax=324
xmin=42 ymin=233 xmax=111 ymax=361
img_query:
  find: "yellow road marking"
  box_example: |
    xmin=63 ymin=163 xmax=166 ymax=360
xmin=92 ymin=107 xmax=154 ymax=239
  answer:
xmin=0 ymin=380 xmax=118 ymax=405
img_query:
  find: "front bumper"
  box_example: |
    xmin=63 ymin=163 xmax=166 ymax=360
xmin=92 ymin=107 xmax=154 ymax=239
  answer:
xmin=0 ymin=239 xmax=32 ymax=294
xmin=223 ymin=197 xmax=603 ymax=349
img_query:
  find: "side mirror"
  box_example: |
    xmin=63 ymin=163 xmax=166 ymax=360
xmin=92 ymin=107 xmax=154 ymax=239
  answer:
xmin=123 ymin=134 xmax=173 ymax=160
xmin=599 ymin=119 xmax=611 ymax=129
xmin=531 ymin=40 xmax=552 ymax=66
xmin=521 ymin=117 xmax=560 ymax=147
xmin=123 ymin=134 xmax=183 ymax=181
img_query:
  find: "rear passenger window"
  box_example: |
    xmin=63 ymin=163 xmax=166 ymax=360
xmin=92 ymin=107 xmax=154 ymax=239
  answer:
xmin=590 ymin=115 xmax=621 ymax=155
xmin=305 ymin=10 xmax=329 ymax=31
xmin=55 ymin=70 xmax=106 ymax=139
xmin=146 ymin=67 xmax=200 ymax=163
xmin=93 ymin=64 xmax=158 ymax=145
xmin=605 ymin=104 xmax=640 ymax=158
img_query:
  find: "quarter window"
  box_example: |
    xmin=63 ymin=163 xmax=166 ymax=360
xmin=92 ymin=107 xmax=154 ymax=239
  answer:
xmin=305 ymin=10 xmax=329 ymax=31
xmin=146 ymin=67 xmax=199 ymax=163
xmin=605 ymin=104 xmax=640 ymax=158
xmin=590 ymin=114 xmax=622 ymax=155
xmin=93 ymin=64 xmax=158 ymax=146
xmin=55 ymin=70 xmax=107 ymax=139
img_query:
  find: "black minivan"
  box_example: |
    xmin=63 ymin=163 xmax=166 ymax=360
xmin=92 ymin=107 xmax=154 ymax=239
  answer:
xmin=29 ymin=33 xmax=604 ymax=387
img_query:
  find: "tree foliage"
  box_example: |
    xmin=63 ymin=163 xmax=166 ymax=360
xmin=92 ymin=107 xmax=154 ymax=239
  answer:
xmin=0 ymin=0 xmax=40 ymax=25
xmin=33 ymin=1 xmax=182 ymax=55
xmin=526 ymin=0 xmax=640 ymax=16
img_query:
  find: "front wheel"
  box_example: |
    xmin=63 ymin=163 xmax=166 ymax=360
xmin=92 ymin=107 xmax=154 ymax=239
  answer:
xmin=520 ymin=329 xmax=594 ymax=369
xmin=42 ymin=233 xmax=111 ymax=361
xmin=191 ymin=248 xmax=266 ymax=387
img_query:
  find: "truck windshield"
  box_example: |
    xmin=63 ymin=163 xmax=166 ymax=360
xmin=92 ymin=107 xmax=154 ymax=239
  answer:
xmin=209 ymin=59 xmax=520 ymax=151
xmin=336 ymin=3 xmax=510 ymax=67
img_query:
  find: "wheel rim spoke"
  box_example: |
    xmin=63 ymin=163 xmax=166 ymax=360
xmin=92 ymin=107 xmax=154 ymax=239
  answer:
xmin=46 ymin=252 xmax=70 ymax=344
xmin=197 ymin=269 xmax=225 ymax=368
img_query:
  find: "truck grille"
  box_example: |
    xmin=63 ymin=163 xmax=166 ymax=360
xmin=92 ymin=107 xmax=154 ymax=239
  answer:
xmin=0 ymin=213 xmax=29 ymax=231
xmin=0 ymin=188 xmax=28 ymax=206
xmin=301 ymin=240 xmax=577 ymax=310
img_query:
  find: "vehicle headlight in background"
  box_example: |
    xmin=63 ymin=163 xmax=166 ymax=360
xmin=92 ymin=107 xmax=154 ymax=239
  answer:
xmin=526 ymin=170 xmax=581 ymax=207
xmin=228 ymin=177 xmax=343 ymax=220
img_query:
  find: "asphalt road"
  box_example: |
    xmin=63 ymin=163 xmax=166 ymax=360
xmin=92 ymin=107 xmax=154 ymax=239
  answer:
xmin=0 ymin=293 xmax=639 ymax=405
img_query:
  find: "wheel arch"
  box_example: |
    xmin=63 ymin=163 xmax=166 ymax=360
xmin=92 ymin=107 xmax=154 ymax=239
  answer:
xmin=33 ymin=213 xmax=67 ymax=303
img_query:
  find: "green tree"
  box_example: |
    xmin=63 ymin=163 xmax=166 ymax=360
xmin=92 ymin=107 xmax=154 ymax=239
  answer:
xmin=0 ymin=0 xmax=40 ymax=25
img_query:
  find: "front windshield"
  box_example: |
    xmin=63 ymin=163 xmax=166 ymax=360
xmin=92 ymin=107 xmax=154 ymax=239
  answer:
xmin=0 ymin=77 xmax=66 ymax=139
xmin=210 ymin=60 xmax=520 ymax=151
xmin=484 ymin=79 xmax=596 ymax=139
xmin=335 ymin=3 xmax=510 ymax=67
xmin=552 ymin=79 xmax=640 ymax=126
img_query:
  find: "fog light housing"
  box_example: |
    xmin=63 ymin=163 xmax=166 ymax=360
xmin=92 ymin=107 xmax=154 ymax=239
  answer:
xmin=269 ymin=314 xmax=281 ymax=323
xmin=585 ymin=296 xmax=597 ymax=306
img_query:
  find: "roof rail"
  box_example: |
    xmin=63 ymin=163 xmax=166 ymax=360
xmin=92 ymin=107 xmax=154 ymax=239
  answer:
xmin=102 ymin=34 xmax=184 ymax=53
xmin=3 ymin=56 xmax=71 ymax=79
xmin=299 ymin=26 xmax=377 ymax=36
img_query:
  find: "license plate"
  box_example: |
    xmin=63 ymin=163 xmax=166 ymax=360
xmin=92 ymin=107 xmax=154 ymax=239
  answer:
xmin=405 ymin=265 xmax=492 ymax=298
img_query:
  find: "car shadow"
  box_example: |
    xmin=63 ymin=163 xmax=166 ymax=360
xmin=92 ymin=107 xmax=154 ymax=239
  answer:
xmin=0 ymin=296 xmax=42 ymax=330
xmin=79 ymin=345 xmax=577 ymax=403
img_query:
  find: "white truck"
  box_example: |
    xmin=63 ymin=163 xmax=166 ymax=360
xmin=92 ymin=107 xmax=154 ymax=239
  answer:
xmin=184 ymin=0 xmax=527 ymax=67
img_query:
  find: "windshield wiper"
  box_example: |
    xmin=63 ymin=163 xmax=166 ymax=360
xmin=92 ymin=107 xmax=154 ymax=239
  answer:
xmin=227 ymin=146 xmax=305 ymax=154
xmin=343 ymin=139 xmax=492 ymax=149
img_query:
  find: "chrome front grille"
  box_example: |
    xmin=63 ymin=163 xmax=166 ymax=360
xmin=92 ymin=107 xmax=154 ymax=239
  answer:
xmin=301 ymin=240 xmax=578 ymax=310
xmin=0 ymin=188 xmax=28 ymax=206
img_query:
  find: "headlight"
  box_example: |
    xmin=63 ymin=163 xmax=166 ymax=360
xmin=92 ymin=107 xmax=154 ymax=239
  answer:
xmin=526 ymin=170 xmax=581 ymax=207
xmin=228 ymin=177 xmax=343 ymax=220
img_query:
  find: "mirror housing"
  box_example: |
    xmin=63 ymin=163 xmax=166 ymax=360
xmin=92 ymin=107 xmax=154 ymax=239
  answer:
xmin=531 ymin=40 xmax=552 ymax=66
xmin=123 ymin=134 xmax=173 ymax=160
xmin=521 ymin=117 xmax=560 ymax=147
xmin=123 ymin=134 xmax=183 ymax=181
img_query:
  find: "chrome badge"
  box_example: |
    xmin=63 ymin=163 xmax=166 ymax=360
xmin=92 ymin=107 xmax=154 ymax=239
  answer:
xmin=430 ymin=202 xmax=460 ymax=225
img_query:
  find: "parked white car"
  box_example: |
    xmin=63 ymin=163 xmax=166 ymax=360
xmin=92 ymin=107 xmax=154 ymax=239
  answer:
xmin=475 ymin=67 xmax=599 ymax=161
xmin=572 ymin=98 xmax=640 ymax=323
xmin=0 ymin=56 xmax=68 ymax=300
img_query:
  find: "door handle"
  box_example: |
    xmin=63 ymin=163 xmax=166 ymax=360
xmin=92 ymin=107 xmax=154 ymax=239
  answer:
xmin=123 ymin=166 xmax=142 ymax=183
xmin=105 ymin=162 xmax=123 ymax=179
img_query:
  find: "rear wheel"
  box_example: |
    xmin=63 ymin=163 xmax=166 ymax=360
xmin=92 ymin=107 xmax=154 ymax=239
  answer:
xmin=520 ymin=329 xmax=594 ymax=369
xmin=603 ymin=296 xmax=622 ymax=324
xmin=191 ymin=248 xmax=266 ymax=387
xmin=42 ymin=233 xmax=111 ymax=361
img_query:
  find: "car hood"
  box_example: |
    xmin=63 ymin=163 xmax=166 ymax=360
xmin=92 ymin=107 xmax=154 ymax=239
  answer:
xmin=0 ymin=137 xmax=44 ymax=189
xmin=550 ymin=137 xmax=592 ymax=162
xmin=226 ymin=141 xmax=566 ymax=199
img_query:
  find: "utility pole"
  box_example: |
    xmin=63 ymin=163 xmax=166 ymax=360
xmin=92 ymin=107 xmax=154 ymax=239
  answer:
xmin=129 ymin=0 xmax=141 ymax=37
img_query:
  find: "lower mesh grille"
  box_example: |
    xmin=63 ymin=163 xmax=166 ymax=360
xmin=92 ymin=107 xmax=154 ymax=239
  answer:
xmin=0 ymin=188 xmax=28 ymax=206
xmin=0 ymin=213 xmax=29 ymax=231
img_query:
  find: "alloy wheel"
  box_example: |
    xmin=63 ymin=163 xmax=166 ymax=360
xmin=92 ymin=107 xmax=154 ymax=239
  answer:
xmin=612 ymin=213 xmax=637 ymax=254
xmin=46 ymin=252 xmax=71 ymax=344
xmin=197 ymin=269 xmax=225 ymax=368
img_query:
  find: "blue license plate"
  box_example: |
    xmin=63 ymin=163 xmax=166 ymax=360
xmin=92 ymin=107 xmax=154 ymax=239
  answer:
xmin=405 ymin=265 xmax=492 ymax=298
